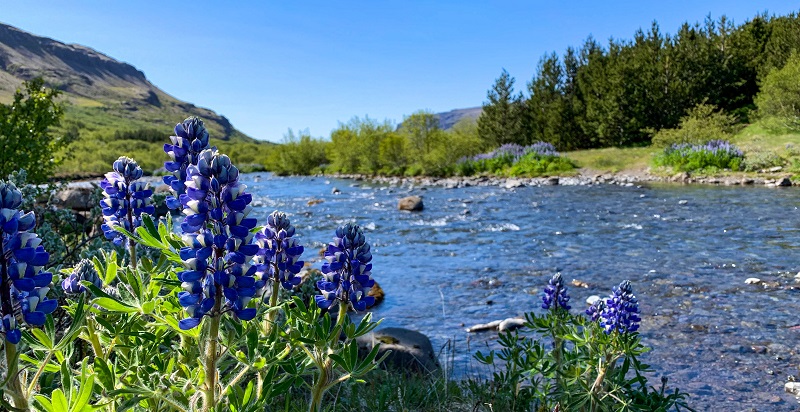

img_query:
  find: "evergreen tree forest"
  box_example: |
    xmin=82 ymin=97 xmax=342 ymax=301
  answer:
xmin=478 ymin=12 xmax=800 ymax=150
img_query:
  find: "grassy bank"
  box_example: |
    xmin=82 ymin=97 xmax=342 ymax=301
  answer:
xmin=564 ymin=121 xmax=800 ymax=179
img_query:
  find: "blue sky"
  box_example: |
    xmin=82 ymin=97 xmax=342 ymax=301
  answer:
xmin=2 ymin=1 xmax=798 ymax=142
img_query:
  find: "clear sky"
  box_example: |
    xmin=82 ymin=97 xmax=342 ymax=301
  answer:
xmin=2 ymin=1 xmax=798 ymax=142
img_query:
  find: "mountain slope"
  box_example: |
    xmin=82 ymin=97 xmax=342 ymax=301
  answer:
xmin=0 ymin=22 xmax=252 ymax=142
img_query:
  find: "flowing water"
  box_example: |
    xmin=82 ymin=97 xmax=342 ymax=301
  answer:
xmin=241 ymin=173 xmax=800 ymax=411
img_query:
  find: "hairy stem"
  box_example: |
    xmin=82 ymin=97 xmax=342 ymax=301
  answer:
xmin=202 ymin=287 xmax=223 ymax=412
xmin=308 ymin=359 xmax=330 ymax=412
xmin=4 ymin=342 xmax=28 ymax=410
xmin=265 ymin=271 xmax=280 ymax=333
xmin=85 ymin=317 xmax=105 ymax=360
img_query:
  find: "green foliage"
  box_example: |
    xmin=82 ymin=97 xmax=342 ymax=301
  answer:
xmin=0 ymin=78 xmax=72 ymax=183
xmin=327 ymin=117 xmax=397 ymax=174
xmin=507 ymin=153 xmax=576 ymax=176
xmin=57 ymin=128 xmax=273 ymax=178
xmin=755 ymin=51 xmax=800 ymax=130
xmin=650 ymin=103 xmax=738 ymax=147
xmin=473 ymin=310 xmax=693 ymax=412
xmin=265 ymin=129 xmax=329 ymax=175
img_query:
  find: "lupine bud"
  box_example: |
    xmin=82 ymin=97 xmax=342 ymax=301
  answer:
xmin=542 ymin=273 xmax=571 ymax=311
xmin=62 ymin=259 xmax=101 ymax=295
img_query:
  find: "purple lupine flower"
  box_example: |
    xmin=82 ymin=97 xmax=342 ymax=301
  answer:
xmin=100 ymin=157 xmax=155 ymax=245
xmin=599 ymin=280 xmax=641 ymax=334
xmin=316 ymin=223 xmax=375 ymax=312
xmin=0 ymin=182 xmax=57 ymax=344
xmin=457 ymin=141 xmax=560 ymax=167
xmin=176 ymin=148 xmax=259 ymax=330
xmin=255 ymin=211 xmax=305 ymax=294
xmin=542 ymin=273 xmax=571 ymax=311
xmin=62 ymin=259 xmax=101 ymax=295
xmin=163 ymin=117 xmax=211 ymax=209
xmin=585 ymin=299 xmax=606 ymax=322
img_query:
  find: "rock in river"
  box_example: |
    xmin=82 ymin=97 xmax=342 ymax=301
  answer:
xmin=398 ymin=195 xmax=424 ymax=211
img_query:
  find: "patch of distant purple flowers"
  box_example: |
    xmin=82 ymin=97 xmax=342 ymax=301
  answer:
xmin=666 ymin=139 xmax=743 ymax=158
xmin=462 ymin=142 xmax=560 ymax=164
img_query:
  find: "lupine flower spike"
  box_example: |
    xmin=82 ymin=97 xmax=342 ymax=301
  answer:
xmin=542 ymin=273 xmax=571 ymax=311
xmin=0 ymin=181 xmax=56 ymax=344
xmin=163 ymin=117 xmax=211 ymax=209
xmin=598 ymin=280 xmax=640 ymax=334
xmin=176 ymin=148 xmax=259 ymax=330
xmin=255 ymin=211 xmax=305 ymax=296
xmin=316 ymin=223 xmax=375 ymax=312
xmin=99 ymin=156 xmax=154 ymax=246
xmin=62 ymin=259 xmax=101 ymax=295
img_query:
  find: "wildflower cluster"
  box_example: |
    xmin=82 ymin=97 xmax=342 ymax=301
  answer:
xmin=542 ymin=273 xmax=570 ymax=311
xmin=99 ymin=157 xmax=154 ymax=245
xmin=163 ymin=117 xmax=211 ymax=209
xmin=587 ymin=280 xmax=641 ymax=334
xmin=456 ymin=142 xmax=572 ymax=176
xmin=255 ymin=211 xmax=304 ymax=295
xmin=316 ymin=223 xmax=375 ymax=312
xmin=655 ymin=139 xmax=744 ymax=171
xmin=0 ymin=182 xmax=56 ymax=344
xmin=176 ymin=148 xmax=259 ymax=329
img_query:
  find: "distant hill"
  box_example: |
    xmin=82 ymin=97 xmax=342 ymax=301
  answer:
xmin=435 ymin=107 xmax=482 ymax=130
xmin=0 ymin=22 xmax=254 ymax=142
xmin=397 ymin=107 xmax=483 ymax=131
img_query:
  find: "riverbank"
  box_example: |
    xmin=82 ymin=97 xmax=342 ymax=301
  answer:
xmin=330 ymin=167 xmax=797 ymax=189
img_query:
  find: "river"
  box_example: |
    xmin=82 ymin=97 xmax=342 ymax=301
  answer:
xmin=240 ymin=172 xmax=800 ymax=411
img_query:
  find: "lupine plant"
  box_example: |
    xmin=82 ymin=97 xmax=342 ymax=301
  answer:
xmin=456 ymin=142 xmax=574 ymax=176
xmin=0 ymin=181 xmax=58 ymax=410
xmin=653 ymin=139 xmax=745 ymax=172
xmin=163 ymin=116 xmax=212 ymax=209
xmin=254 ymin=211 xmax=304 ymax=329
xmin=475 ymin=277 xmax=693 ymax=412
xmin=16 ymin=117 xmax=386 ymax=412
xmin=99 ymin=156 xmax=154 ymax=269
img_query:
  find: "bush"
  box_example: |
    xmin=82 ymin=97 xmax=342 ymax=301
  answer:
xmin=650 ymin=103 xmax=738 ymax=147
xmin=653 ymin=140 xmax=744 ymax=172
xmin=755 ymin=51 xmax=800 ymax=130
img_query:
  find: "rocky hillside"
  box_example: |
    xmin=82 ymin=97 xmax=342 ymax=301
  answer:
xmin=435 ymin=107 xmax=482 ymax=130
xmin=0 ymin=22 xmax=252 ymax=141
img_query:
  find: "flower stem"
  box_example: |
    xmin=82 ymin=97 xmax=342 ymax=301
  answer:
xmin=308 ymin=359 xmax=329 ymax=412
xmin=85 ymin=317 xmax=105 ymax=360
xmin=202 ymin=288 xmax=223 ymax=412
xmin=4 ymin=342 xmax=28 ymax=410
xmin=336 ymin=301 xmax=348 ymax=329
xmin=125 ymin=190 xmax=137 ymax=271
xmin=265 ymin=273 xmax=280 ymax=333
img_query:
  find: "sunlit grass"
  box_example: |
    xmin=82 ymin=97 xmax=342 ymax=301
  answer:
xmin=565 ymin=146 xmax=656 ymax=173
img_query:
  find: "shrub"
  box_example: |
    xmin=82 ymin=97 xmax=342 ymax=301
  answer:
xmin=755 ymin=51 xmax=800 ymax=130
xmin=650 ymin=103 xmax=738 ymax=147
xmin=653 ymin=140 xmax=744 ymax=172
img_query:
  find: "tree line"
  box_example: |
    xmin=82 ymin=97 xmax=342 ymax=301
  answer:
xmin=478 ymin=12 xmax=800 ymax=150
